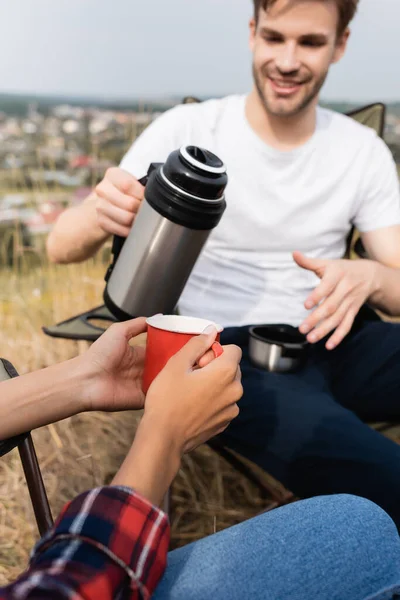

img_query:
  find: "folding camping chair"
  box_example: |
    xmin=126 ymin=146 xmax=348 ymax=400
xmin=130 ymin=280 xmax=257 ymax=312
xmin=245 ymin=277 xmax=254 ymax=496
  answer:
xmin=0 ymin=359 xmax=53 ymax=535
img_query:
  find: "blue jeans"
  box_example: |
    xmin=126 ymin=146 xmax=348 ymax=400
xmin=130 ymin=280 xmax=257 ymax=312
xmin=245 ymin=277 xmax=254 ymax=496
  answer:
xmin=154 ymin=495 xmax=400 ymax=600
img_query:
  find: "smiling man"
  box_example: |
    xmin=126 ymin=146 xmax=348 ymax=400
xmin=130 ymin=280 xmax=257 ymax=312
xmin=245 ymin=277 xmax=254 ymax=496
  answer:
xmin=251 ymin=1 xmax=343 ymax=118
xmin=47 ymin=0 xmax=400 ymax=529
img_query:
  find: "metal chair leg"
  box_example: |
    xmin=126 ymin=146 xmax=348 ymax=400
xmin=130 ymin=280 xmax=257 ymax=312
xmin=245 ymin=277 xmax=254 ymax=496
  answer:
xmin=162 ymin=487 xmax=172 ymax=518
xmin=19 ymin=435 xmax=53 ymax=536
xmin=0 ymin=358 xmax=53 ymax=537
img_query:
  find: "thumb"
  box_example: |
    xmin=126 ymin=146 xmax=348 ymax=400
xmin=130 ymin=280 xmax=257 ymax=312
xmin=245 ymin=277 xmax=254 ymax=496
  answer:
xmin=175 ymin=325 xmax=218 ymax=367
xmin=111 ymin=317 xmax=147 ymax=341
xmin=124 ymin=174 xmax=145 ymax=200
xmin=293 ymin=251 xmax=325 ymax=274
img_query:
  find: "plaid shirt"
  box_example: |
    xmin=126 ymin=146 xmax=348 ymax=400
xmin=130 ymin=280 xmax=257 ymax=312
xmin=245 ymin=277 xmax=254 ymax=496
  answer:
xmin=0 ymin=486 xmax=170 ymax=599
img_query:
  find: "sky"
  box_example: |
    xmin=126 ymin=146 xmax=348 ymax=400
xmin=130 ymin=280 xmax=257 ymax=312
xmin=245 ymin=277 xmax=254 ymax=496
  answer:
xmin=0 ymin=0 xmax=399 ymax=102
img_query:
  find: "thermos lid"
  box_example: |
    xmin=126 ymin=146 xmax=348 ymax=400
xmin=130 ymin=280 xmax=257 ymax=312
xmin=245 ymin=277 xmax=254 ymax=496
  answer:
xmin=163 ymin=146 xmax=227 ymax=201
xmin=145 ymin=146 xmax=228 ymax=230
xmin=180 ymin=146 xmax=226 ymax=174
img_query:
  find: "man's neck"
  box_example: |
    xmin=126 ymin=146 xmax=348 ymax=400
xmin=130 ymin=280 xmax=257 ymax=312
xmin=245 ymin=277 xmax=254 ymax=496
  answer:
xmin=245 ymin=88 xmax=318 ymax=152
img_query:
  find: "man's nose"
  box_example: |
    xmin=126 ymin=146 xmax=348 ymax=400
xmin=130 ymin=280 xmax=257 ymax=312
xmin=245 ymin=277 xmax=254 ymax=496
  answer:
xmin=275 ymin=42 xmax=301 ymax=74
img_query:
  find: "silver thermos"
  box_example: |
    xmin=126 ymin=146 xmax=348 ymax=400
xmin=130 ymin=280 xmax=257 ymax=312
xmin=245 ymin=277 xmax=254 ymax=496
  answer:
xmin=104 ymin=146 xmax=228 ymax=320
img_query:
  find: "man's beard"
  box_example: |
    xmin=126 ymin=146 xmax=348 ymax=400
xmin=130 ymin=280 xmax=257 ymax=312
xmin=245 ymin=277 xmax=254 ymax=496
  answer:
xmin=253 ymin=63 xmax=328 ymax=117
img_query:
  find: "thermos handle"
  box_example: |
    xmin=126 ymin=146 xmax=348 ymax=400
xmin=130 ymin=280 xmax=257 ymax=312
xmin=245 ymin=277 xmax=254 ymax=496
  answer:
xmin=104 ymin=163 xmax=163 ymax=283
xmin=109 ymin=235 xmax=125 ymax=265
xmin=104 ymin=172 xmax=149 ymax=283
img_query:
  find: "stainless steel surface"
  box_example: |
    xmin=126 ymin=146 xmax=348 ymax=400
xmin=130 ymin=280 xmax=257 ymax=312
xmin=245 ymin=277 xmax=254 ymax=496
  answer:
xmin=249 ymin=336 xmax=303 ymax=373
xmin=107 ymin=199 xmax=210 ymax=317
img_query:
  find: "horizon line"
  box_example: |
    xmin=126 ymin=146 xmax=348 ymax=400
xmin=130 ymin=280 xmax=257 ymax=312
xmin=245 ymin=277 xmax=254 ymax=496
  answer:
xmin=1 ymin=89 xmax=399 ymax=106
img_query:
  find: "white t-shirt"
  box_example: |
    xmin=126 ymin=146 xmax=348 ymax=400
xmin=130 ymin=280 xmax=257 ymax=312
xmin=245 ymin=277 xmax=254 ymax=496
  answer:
xmin=120 ymin=95 xmax=400 ymax=327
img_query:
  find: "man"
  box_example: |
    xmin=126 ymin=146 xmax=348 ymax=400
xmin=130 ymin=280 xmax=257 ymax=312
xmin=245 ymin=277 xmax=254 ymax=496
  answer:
xmin=47 ymin=0 xmax=400 ymax=528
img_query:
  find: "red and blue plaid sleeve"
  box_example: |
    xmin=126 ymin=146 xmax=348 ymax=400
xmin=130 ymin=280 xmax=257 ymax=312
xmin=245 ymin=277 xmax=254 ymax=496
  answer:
xmin=0 ymin=486 xmax=170 ymax=599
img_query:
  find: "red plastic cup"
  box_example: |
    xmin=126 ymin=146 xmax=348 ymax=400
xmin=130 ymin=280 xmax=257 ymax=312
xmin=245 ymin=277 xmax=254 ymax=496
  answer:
xmin=142 ymin=314 xmax=224 ymax=394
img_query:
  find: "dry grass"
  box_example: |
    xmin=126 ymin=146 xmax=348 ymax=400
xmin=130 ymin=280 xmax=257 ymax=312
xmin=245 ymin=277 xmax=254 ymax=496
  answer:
xmin=0 ymin=250 xmax=280 ymax=585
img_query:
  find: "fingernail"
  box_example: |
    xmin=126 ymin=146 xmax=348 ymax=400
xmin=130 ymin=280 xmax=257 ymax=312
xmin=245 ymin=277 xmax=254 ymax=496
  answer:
xmin=300 ymin=324 xmax=310 ymax=334
xmin=305 ymin=301 xmax=314 ymax=310
xmin=202 ymin=324 xmax=217 ymax=335
xmin=308 ymin=333 xmax=317 ymax=343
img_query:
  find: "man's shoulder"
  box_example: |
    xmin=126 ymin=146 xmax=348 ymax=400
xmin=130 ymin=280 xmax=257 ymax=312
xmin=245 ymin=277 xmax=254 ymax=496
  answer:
xmin=159 ymin=95 xmax=245 ymax=129
xmin=120 ymin=95 xmax=244 ymax=175
xmin=317 ymin=106 xmax=379 ymax=146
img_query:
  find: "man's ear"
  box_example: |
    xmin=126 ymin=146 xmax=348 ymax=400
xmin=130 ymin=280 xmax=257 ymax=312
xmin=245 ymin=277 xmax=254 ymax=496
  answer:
xmin=249 ymin=18 xmax=256 ymax=52
xmin=332 ymin=28 xmax=350 ymax=64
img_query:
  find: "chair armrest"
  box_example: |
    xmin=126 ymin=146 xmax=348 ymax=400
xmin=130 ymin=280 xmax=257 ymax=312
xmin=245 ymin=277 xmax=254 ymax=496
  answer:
xmin=0 ymin=358 xmax=29 ymax=457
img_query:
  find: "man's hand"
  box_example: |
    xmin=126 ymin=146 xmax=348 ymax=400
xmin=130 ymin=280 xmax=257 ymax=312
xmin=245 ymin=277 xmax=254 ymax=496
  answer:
xmin=81 ymin=318 xmax=147 ymax=412
xmin=95 ymin=167 xmax=145 ymax=237
xmin=294 ymin=251 xmax=378 ymax=350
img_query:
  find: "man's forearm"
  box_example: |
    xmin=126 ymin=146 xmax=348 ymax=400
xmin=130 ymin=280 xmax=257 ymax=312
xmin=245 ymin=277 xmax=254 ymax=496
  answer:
xmin=0 ymin=358 xmax=94 ymax=439
xmin=46 ymin=192 xmax=109 ymax=264
xmin=369 ymin=262 xmax=400 ymax=316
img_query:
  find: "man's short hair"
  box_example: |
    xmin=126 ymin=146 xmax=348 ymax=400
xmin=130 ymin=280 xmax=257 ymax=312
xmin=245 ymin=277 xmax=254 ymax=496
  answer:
xmin=252 ymin=0 xmax=359 ymax=38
